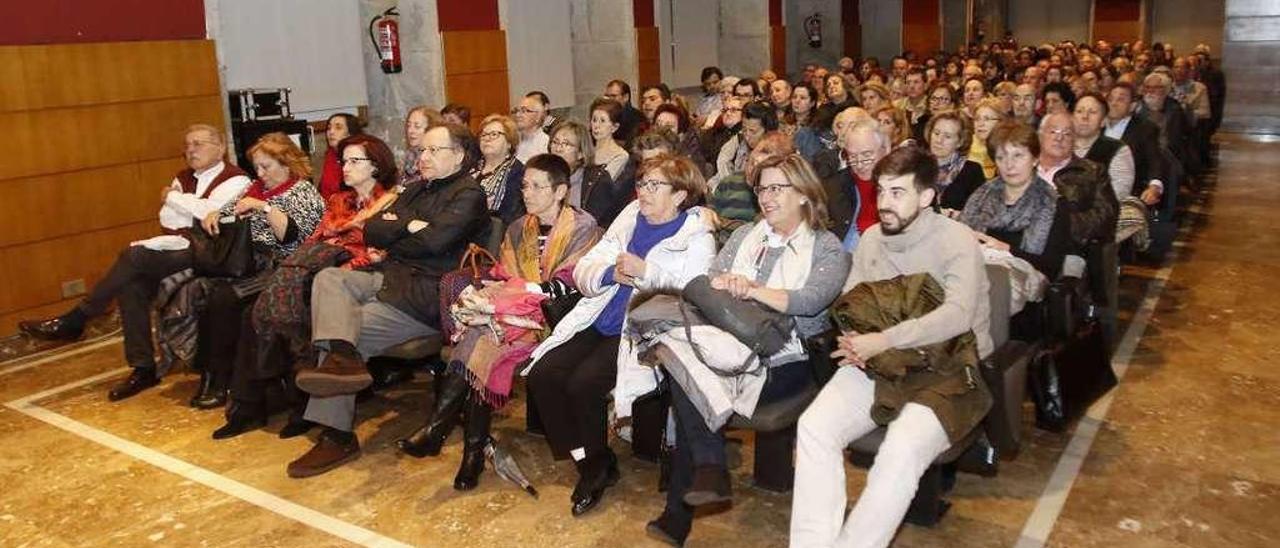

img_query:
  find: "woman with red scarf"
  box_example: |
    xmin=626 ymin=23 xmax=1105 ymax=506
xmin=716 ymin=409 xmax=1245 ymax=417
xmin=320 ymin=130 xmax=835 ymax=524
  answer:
xmin=212 ymin=134 xmax=401 ymax=439
xmin=181 ymin=133 xmax=326 ymax=413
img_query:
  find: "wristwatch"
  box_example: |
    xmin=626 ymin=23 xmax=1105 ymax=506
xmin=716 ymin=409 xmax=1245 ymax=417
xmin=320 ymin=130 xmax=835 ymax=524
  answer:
xmin=261 ymin=204 xmax=274 ymax=215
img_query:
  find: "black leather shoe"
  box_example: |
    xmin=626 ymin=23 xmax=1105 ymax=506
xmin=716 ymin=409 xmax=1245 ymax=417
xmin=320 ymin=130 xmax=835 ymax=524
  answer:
xmin=278 ymin=415 xmax=316 ymax=439
xmin=189 ymin=371 xmax=227 ymax=409
xmin=571 ymin=452 xmax=619 ymax=517
xmin=19 ymin=316 xmax=85 ymax=342
xmin=645 ymin=512 xmax=690 ymax=546
xmin=108 ymin=368 xmax=159 ymax=402
xmin=212 ymin=412 xmax=266 ymax=440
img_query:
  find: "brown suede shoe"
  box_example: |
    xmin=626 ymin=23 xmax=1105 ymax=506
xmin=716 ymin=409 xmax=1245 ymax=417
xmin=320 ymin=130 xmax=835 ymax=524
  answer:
xmin=287 ymin=433 xmax=361 ymax=478
xmin=295 ymin=351 xmax=373 ymax=397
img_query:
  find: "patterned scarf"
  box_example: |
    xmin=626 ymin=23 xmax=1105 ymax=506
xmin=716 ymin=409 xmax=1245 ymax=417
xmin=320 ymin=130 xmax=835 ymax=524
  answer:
xmin=959 ymin=176 xmax=1057 ymax=255
xmin=510 ymin=206 xmax=593 ymax=283
xmin=936 ymin=153 xmax=966 ymax=189
xmin=475 ymin=155 xmax=516 ymax=211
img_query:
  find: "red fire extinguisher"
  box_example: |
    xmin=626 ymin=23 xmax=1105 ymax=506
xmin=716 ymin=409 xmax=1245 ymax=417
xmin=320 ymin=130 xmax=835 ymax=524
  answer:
xmin=369 ymin=7 xmax=402 ymax=74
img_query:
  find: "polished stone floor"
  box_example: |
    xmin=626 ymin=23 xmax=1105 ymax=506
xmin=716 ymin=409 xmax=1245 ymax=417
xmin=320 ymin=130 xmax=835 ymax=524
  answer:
xmin=1 ymin=135 xmax=1276 ymax=547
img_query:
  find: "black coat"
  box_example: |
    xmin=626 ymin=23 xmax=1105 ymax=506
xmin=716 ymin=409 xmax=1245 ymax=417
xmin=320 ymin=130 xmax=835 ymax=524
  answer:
xmin=1115 ymin=116 xmax=1166 ymax=197
xmin=364 ymin=170 xmax=489 ymax=325
xmin=1052 ymin=157 xmax=1118 ymax=249
xmin=581 ymin=162 xmax=635 ymax=229
xmin=939 ymin=160 xmax=986 ymax=212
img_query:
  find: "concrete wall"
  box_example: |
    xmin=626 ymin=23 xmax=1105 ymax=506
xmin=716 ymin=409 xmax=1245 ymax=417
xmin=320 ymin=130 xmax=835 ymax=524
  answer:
xmin=941 ymin=0 xmax=968 ymax=53
xmin=1008 ymin=0 xmax=1091 ymax=46
xmin=358 ymin=0 xmax=446 ymax=157
xmin=861 ymin=0 xmax=903 ymax=64
xmin=787 ymin=0 xmax=843 ymax=74
xmin=1221 ymin=0 xmax=1280 ymax=134
xmin=719 ymin=0 xmax=772 ymax=78
xmin=1151 ymin=0 xmax=1226 ymax=55
xmin=568 ymin=0 xmax=638 ymax=117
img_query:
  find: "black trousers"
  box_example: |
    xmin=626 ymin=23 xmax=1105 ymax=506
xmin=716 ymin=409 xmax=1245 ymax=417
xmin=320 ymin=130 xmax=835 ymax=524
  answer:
xmin=528 ymin=327 xmax=620 ymax=461
xmin=197 ymin=282 xmax=256 ymax=390
xmin=80 ymin=246 xmax=193 ymax=368
xmin=663 ymin=360 xmax=811 ymax=529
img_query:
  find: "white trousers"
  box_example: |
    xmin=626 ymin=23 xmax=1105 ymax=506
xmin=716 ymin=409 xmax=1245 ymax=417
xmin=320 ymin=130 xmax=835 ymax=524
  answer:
xmin=789 ymin=367 xmax=951 ymax=548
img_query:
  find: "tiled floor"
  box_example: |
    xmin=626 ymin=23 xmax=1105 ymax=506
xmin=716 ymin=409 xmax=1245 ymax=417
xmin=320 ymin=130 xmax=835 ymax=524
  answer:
xmin=0 ymin=135 xmax=1275 ymax=547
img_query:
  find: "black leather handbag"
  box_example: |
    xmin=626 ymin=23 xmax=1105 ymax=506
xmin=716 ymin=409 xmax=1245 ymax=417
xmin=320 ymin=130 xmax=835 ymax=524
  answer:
xmin=680 ymin=275 xmax=795 ymax=357
xmin=539 ymin=291 xmax=582 ymax=329
xmin=189 ymin=217 xmax=257 ymax=278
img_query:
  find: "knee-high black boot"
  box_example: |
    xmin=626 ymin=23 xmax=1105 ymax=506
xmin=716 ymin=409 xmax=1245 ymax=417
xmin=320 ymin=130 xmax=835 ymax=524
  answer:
xmin=396 ymin=368 xmax=469 ymax=457
xmin=454 ymin=393 xmax=492 ymax=490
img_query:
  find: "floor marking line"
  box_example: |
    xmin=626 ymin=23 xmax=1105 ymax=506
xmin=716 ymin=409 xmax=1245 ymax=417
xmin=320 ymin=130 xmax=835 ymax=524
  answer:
xmin=5 ymin=370 xmax=414 ymax=548
xmin=0 ymin=336 xmax=122 ymax=378
xmin=1014 ymin=202 xmax=1197 ymax=548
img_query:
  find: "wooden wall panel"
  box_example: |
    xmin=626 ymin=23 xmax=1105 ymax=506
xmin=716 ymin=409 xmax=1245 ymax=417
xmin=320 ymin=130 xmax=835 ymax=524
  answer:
xmin=637 ymin=27 xmax=662 ymax=86
xmin=441 ymin=30 xmax=510 ymax=122
xmin=902 ymin=0 xmax=941 ymax=55
xmin=0 ymin=41 xmax=219 ymax=112
xmin=0 ymin=221 xmax=158 ymax=315
xmin=0 ymin=96 xmax=223 ymax=181
xmin=0 ymin=158 xmax=185 ymax=248
xmin=0 ymin=39 xmax=223 ymax=337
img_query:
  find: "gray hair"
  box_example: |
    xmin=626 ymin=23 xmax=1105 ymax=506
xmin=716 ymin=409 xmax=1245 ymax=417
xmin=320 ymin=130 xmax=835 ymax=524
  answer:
xmin=184 ymin=123 xmax=225 ymax=146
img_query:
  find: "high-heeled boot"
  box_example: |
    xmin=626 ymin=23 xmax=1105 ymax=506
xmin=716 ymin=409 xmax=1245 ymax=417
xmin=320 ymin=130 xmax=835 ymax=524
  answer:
xmin=454 ymin=394 xmax=491 ymax=491
xmin=395 ymin=368 xmax=469 ymax=457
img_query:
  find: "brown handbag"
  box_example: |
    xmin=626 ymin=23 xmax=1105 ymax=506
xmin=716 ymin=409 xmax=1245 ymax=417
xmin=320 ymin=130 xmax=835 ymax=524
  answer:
xmin=438 ymin=243 xmax=499 ymax=339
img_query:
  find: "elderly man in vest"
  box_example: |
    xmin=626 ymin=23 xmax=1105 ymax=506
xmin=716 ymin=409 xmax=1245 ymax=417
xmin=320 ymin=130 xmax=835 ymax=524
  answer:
xmin=20 ymin=124 xmax=251 ymax=401
xmin=790 ymin=146 xmax=992 ymax=548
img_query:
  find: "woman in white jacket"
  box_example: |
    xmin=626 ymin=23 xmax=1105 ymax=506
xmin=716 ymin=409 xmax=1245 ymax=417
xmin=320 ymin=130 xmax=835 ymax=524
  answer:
xmin=526 ymin=153 xmax=715 ymax=517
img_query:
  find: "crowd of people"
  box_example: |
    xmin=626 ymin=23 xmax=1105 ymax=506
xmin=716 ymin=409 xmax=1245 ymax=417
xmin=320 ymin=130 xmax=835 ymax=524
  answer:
xmin=18 ymin=34 xmax=1224 ymax=547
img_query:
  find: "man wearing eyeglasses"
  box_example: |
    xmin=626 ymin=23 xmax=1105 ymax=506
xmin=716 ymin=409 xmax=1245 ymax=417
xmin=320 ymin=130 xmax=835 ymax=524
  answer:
xmin=822 ymin=120 xmax=890 ymax=252
xmin=20 ymin=124 xmax=250 ymax=358
xmin=290 ymin=123 xmax=489 ymax=478
xmin=1038 ymin=112 xmax=1119 ymax=251
xmin=513 ymin=91 xmax=551 ymax=163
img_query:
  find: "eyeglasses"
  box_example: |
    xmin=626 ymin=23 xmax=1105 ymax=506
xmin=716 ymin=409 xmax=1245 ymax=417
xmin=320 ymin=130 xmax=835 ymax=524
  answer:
xmin=755 ymin=183 xmax=794 ymax=196
xmin=521 ymin=181 xmax=553 ymax=192
xmin=723 ymin=107 xmax=743 ymax=114
xmin=636 ymin=178 xmax=673 ymax=193
xmin=976 ymin=115 xmax=1002 ymax=123
xmin=183 ymin=139 xmax=217 ymax=150
xmin=1044 ymin=128 xmax=1072 ymax=138
xmin=342 ymin=157 xmax=372 ymax=165
xmin=423 ymin=145 xmax=457 ymax=155
xmin=479 ymin=131 xmax=505 ymax=141
xmin=511 ymin=107 xmax=543 ymax=116
xmin=549 ymin=138 xmax=577 ymax=149
xmin=929 ymin=95 xmax=953 ymax=103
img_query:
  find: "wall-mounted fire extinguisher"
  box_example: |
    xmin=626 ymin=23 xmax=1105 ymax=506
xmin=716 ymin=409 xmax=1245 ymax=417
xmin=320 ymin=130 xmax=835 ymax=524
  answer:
xmin=369 ymin=7 xmax=402 ymax=74
xmin=804 ymin=13 xmax=823 ymax=49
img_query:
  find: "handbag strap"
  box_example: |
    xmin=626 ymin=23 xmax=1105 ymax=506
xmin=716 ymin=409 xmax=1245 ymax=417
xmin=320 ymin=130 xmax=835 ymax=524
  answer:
xmin=458 ymin=243 xmax=499 ymax=278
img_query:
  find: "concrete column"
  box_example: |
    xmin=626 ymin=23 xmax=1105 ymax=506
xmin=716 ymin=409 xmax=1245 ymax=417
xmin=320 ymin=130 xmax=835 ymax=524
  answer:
xmin=719 ymin=0 xmax=772 ymax=78
xmin=1221 ymin=0 xmax=1280 ymax=134
xmin=787 ymin=0 xmax=843 ymax=72
xmin=358 ymin=0 xmax=446 ymax=157
xmin=569 ymin=0 xmax=638 ymax=117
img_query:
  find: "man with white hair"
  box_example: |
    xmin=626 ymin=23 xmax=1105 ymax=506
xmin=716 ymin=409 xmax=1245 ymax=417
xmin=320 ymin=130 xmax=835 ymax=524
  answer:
xmin=1136 ymin=71 xmax=1193 ymax=169
xmin=822 ymin=119 xmax=890 ymax=251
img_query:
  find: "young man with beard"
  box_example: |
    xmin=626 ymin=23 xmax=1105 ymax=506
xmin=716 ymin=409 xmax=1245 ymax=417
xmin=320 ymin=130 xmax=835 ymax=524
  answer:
xmin=790 ymin=145 xmax=992 ymax=548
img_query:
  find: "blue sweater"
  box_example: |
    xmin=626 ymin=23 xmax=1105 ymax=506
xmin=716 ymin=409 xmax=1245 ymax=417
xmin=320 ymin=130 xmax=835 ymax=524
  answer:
xmin=593 ymin=210 xmax=689 ymax=336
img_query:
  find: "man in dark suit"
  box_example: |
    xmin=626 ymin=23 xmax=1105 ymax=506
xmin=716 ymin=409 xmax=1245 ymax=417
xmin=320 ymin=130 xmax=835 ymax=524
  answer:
xmin=1105 ymin=82 xmax=1166 ymax=206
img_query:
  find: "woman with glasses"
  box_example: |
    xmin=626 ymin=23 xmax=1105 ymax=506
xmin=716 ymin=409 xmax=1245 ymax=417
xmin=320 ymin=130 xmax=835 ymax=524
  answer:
xmin=700 ymin=96 xmax=745 ymax=173
xmin=395 ymin=154 xmax=602 ymax=489
xmin=527 ymin=153 xmax=714 ymax=517
xmin=925 ymin=111 xmax=987 ymax=217
xmin=969 ymin=97 xmax=1008 ymax=179
xmin=645 ymin=154 xmax=850 ymax=546
xmin=213 ymin=134 xmax=398 ymax=439
xmin=549 ymin=119 xmax=634 ymax=228
xmin=473 ymin=114 xmax=526 ymax=224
